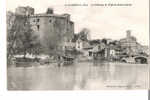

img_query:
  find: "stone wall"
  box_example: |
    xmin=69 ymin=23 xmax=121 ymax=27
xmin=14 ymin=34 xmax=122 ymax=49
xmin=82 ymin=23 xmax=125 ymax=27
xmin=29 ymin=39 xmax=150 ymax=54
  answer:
xmin=15 ymin=6 xmax=34 ymax=16
xmin=29 ymin=14 xmax=74 ymax=44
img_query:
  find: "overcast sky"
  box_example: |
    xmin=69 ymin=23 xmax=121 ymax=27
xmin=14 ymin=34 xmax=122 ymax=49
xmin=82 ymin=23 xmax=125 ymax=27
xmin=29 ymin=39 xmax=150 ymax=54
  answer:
xmin=6 ymin=0 xmax=149 ymax=45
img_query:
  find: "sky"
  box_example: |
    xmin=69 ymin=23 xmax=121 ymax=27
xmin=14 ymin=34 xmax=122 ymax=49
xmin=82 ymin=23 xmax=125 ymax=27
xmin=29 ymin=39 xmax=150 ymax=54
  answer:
xmin=6 ymin=0 xmax=149 ymax=45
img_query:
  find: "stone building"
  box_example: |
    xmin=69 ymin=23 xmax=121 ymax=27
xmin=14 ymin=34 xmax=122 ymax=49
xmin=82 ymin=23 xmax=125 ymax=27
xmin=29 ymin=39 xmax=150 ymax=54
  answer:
xmin=119 ymin=30 xmax=145 ymax=56
xmin=15 ymin=6 xmax=34 ymax=16
xmin=120 ymin=30 xmax=137 ymax=48
xmin=15 ymin=6 xmax=74 ymax=53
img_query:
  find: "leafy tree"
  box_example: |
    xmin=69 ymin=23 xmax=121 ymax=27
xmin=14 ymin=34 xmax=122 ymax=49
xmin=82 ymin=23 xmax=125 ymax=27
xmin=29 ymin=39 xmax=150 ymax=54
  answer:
xmin=101 ymin=39 xmax=107 ymax=45
xmin=78 ymin=28 xmax=90 ymax=41
xmin=89 ymin=39 xmax=100 ymax=45
xmin=7 ymin=13 xmax=19 ymax=59
xmin=7 ymin=14 xmax=40 ymax=59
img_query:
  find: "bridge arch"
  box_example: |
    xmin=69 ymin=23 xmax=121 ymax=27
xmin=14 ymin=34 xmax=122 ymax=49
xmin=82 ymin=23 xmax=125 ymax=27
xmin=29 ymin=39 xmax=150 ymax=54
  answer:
xmin=121 ymin=57 xmax=135 ymax=63
xmin=134 ymin=56 xmax=148 ymax=64
xmin=121 ymin=58 xmax=127 ymax=63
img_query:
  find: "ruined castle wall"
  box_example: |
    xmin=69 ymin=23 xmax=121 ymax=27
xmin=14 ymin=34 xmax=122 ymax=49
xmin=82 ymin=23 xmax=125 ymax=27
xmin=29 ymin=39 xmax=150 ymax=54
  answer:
xmin=29 ymin=15 xmax=74 ymax=49
xmin=15 ymin=6 xmax=34 ymax=15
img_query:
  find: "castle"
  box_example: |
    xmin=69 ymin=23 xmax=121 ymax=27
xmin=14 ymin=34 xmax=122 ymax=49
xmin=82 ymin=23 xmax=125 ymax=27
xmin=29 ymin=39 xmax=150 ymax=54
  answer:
xmin=15 ymin=6 xmax=74 ymax=50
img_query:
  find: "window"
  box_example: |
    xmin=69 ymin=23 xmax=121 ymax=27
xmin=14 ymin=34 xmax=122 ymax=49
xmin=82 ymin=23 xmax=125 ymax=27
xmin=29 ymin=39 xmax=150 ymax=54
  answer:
xmin=78 ymin=45 xmax=80 ymax=49
xmin=33 ymin=19 xmax=36 ymax=22
xmin=37 ymin=18 xmax=40 ymax=22
xmin=49 ymin=19 xmax=52 ymax=23
xmin=37 ymin=25 xmax=40 ymax=31
xmin=89 ymin=52 xmax=92 ymax=56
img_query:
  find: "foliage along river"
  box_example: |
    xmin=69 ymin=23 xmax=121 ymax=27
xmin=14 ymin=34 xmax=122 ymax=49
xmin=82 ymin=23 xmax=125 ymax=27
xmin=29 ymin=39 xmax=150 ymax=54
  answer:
xmin=7 ymin=62 xmax=149 ymax=90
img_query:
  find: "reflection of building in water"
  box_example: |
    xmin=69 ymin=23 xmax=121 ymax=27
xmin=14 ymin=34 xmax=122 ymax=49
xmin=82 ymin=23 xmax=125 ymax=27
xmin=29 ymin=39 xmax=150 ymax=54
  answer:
xmin=108 ymin=63 xmax=116 ymax=79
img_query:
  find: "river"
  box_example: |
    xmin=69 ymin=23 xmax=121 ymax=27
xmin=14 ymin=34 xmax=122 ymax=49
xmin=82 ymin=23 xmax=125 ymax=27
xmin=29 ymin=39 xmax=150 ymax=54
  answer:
xmin=7 ymin=62 xmax=149 ymax=90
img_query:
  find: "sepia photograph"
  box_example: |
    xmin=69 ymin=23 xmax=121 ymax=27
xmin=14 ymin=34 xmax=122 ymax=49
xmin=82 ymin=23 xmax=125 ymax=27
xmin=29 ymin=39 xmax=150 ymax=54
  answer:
xmin=6 ymin=0 xmax=149 ymax=90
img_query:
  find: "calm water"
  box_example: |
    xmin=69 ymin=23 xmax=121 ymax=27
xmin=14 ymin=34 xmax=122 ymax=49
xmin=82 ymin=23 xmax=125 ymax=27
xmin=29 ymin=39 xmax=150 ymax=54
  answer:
xmin=7 ymin=62 xmax=149 ymax=90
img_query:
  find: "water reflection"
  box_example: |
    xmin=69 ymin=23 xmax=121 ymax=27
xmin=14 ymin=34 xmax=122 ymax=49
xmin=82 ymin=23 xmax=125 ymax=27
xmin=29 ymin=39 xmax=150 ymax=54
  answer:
xmin=7 ymin=62 xmax=149 ymax=90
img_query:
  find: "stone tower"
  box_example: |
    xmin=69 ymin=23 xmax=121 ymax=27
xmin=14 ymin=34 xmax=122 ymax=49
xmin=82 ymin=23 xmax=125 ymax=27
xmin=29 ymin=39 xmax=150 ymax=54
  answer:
xmin=126 ymin=30 xmax=131 ymax=38
xmin=15 ymin=6 xmax=34 ymax=15
xmin=46 ymin=8 xmax=54 ymax=14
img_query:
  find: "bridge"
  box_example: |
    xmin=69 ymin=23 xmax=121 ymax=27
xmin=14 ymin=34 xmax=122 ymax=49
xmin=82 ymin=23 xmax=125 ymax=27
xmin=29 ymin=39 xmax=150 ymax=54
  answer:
xmin=121 ymin=55 xmax=149 ymax=64
xmin=134 ymin=56 xmax=148 ymax=64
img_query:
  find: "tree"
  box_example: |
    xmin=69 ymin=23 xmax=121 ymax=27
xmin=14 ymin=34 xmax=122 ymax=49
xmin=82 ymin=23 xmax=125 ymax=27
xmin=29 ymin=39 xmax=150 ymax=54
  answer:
xmin=101 ymin=39 xmax=107 ymax=45
xmin=78 ymin=28 xmax=90 ymax=41
xmin=7 ymin=14 xmax=40 ymax=59
xmin=89 ymin=39 xmax=100 ymax=45
xmin=18 ymin=16 xmax=40 ymax=58
xmin=7 ymin=12 xmax=19 ymax=59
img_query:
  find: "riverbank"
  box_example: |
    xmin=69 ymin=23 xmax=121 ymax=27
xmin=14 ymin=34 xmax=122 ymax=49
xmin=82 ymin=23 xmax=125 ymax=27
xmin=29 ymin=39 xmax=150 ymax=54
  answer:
xmin=8 ymin=58 xmax=148 ymax=68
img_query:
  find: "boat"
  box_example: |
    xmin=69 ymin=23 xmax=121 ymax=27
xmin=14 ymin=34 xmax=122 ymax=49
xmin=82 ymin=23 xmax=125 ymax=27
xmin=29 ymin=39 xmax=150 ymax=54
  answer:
xmin=57 ymin=54 xmax=75 ymax=66
xmin=61 ymin=55 xmax=74 ymax=65
xmin=14 ymin=57 xmax=40 ymax=67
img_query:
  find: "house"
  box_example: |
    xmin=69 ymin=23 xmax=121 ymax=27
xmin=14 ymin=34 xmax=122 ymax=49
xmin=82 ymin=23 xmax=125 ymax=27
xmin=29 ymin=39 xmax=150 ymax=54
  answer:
xmin=109 ymin=44 xmax=117 ymax=60
xmin=87 ymin=42 xmax=106 ymax=60
xmin=75 ymin=38 xmax=91 ymax=51
xmin=104 ymin=42 xmax=123 ymax=61
xmin=63 ymin=41 xmax=76 ymax=51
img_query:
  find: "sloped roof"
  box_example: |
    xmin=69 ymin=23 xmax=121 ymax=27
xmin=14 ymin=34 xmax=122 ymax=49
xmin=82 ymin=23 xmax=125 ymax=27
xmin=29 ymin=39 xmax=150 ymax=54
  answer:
xmin=82 ymin=41 xmax=92 ymax=49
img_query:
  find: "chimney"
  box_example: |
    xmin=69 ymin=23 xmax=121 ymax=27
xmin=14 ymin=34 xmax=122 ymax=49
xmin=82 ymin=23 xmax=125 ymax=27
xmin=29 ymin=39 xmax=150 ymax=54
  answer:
xmin=46 ymin=8 xmax=54 ymax=14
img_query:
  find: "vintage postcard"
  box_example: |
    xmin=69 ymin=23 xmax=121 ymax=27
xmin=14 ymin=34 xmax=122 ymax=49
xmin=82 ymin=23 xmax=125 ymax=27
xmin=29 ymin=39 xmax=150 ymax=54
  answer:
xmin=6 ymin=0 xmax=149 ymax=90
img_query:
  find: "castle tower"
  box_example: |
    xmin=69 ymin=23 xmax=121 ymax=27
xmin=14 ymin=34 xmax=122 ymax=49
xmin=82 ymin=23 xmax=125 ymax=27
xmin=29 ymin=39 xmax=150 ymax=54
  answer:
xmin=46 ymin=8 xmax=54 ymax=14
xmin=126 ymin=30 xmax=131 ymax=38
xmin=15 ymin=6 xmax=34 ymax=15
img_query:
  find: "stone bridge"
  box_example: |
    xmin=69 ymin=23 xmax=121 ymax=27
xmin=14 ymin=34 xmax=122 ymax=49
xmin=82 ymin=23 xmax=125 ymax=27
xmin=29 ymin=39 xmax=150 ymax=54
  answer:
xmin=121 ymin=56 xmax=149 ymax=64
xmin=134 ymin=56 xmax=148 ymax=64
